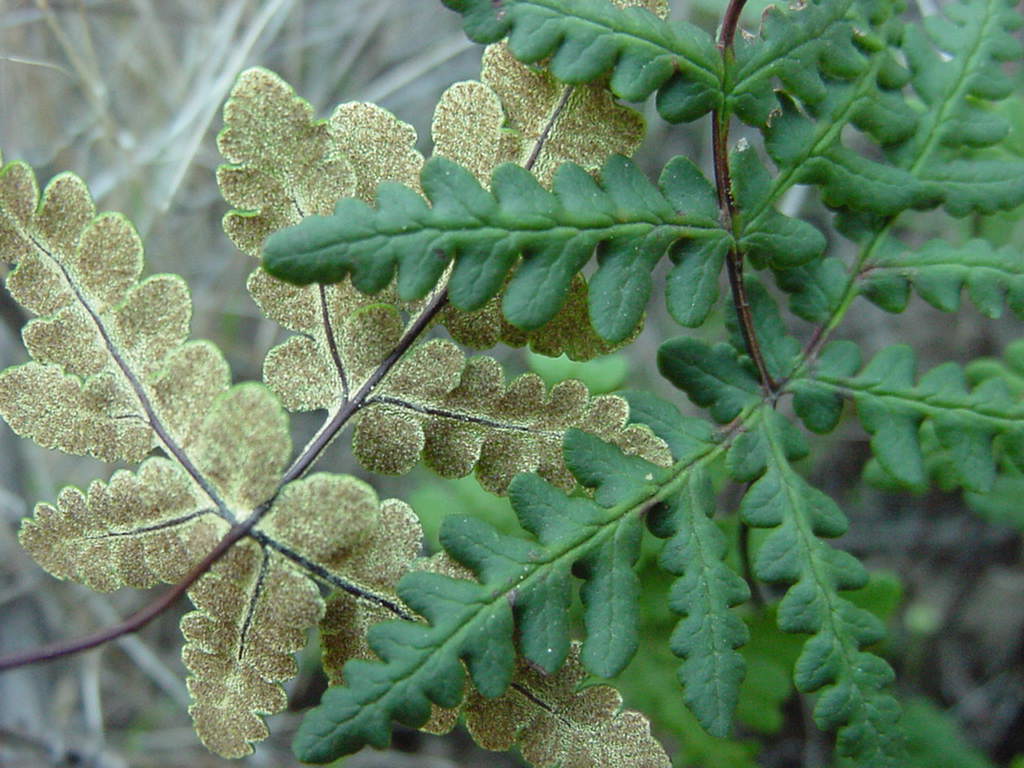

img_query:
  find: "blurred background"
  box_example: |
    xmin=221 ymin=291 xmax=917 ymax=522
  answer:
xmin=0 ymin=0 xmax=1022 ymax=766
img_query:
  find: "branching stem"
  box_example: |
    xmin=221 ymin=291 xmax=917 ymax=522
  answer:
xmin=0 ymin=283 xmax=451 ymax=671
xmin=712 ymin=0 xmax=778 ymax=395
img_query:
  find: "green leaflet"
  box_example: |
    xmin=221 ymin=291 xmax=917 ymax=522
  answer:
xmin=728 ymin=0 xmax=870 ymax=125
xmin=731 ymin=143 xmax=828 ymax=269
xmin=860 ymin=238 xmax=1024 ymax=317
xmin=441 ymin=0 xmax=722 ymax=122
xmin=740 ymin=416 xmax=904 ymax=766
xmin=763 ymin=91 xmax=937 ymax=217
xmin=658 ymin=337 xmax=761 ymax=423
xmin=263 ymin=154 xmax=727 ymax=343
xmin=647 ymin=467 xmax=750 ymax=738
xmin=291 ymin=428 xmax=720 ymax=762
xmin=658 ymin=284 xmax=802 ymax=424
xmin=795 ymin=342 xmax=1024 ymax=492
xmin=868 ymin=342 xmax=1024 ymax=522
xmin=773 ymin=257 xmax=849 ymax=323
xmin=895 ymin=0 xmax=1024 ymax=216
xmin=429 ymin=34 xmax=654 ymax=359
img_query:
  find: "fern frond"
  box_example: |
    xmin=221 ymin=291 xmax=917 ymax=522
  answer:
xmin=762 ymin=88 xmax=935 ymax=217
xmin=356 ymin=342 xmax=671 ymax=492
xmin=440 ymin=273 xmax=631 ymax=361
xmin=217 ymin=67 xmax=423 ymax=259
xmin=0 ymin=154 xmax=427 ymax=758
xmin=18 ymin=458 xmax=222 ymax=591
xmin=291 ymin=427 xmax=721 ymax=762
xmin=730 ymin=143 xmax=830 ymax=270
xmin=263 ymin=154 xmax=727 ymax=342
xmin=322 ymin=549 xmax=669 ymax=767
xmin=739 ymin=416 xmax=904 ymax=766
xmin=183 ymin=468 xmax=415 ymax=758
xmin=894 ymin=0 xmax=1024 ymax=215
xmin=657 ymin=336 xmax=761 ymax=423
xmin=860 ymin=238 xmax=1024 ymax=317
xmin=463 ymin=641 xmax=670 ymax=768
xmin=0 ymin=163 xmax=182 ymax=461
xmin=431 ymin=37 xmax=648 ymax=357
xmin=648 ymin=464 xmax=750 ymax=738
xmin=250 ymin=264 xmax=669 ymax=492
xmin=728 ymin=0 xmax=877 ymax=126
xmin=441 ymin=0 xmax=722 ymax=122
xmin=794 ymin=342 xmax=1024 ymax=493
xmin=182 ymin=542 xmax=324 ymax=758
xmin=247 ymin=268 xmax=401 ymax=411
xmin=432 ymin=41 xmax=645 ymax=187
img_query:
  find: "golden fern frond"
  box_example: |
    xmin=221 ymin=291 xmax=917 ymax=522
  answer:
xmin=464 ymin=642 xmax=670 ymax=768
xmin=354 ymin=339 xmax=672 ymax=493
xmin=217 ymin=67 xmax=423 ymax=259
xmin=0 ymin=153 xmax=424 ymax=758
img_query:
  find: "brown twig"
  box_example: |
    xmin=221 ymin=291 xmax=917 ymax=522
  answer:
xmin=712 ymin=0 xmax=778 ymax=395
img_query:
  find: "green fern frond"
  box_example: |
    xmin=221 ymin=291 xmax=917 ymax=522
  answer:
xmin=739 ymin=416 xmax=904 ymax=766
xmin=728 ymin=0 xmax=881 ymax=126
xmin=441 ymin=0 xmax=722 ymax=122
xmin=263 ymin=153 xmax=726 ymax=342
xmin=794 ymin=341 xmax=1024 ymax=492
xmin=431 ymin=36 xmax=649 ymax=357
xmin=895 ymin=0 xmax=1024 ymax=215
xmin=648 ymin=464 xmax=750 ymax=738
xmin=657 ymin=336 xmax=761 ymax=423
xmin=860 ymin=238 xmax=1024 ymax=317
xmin=322 ymin=551 xmax=670 ymax=767
xmin=291 ymin=427 xmax=721 ymax=762
xmin=441 ymin=273 xmax=632 ymax=360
